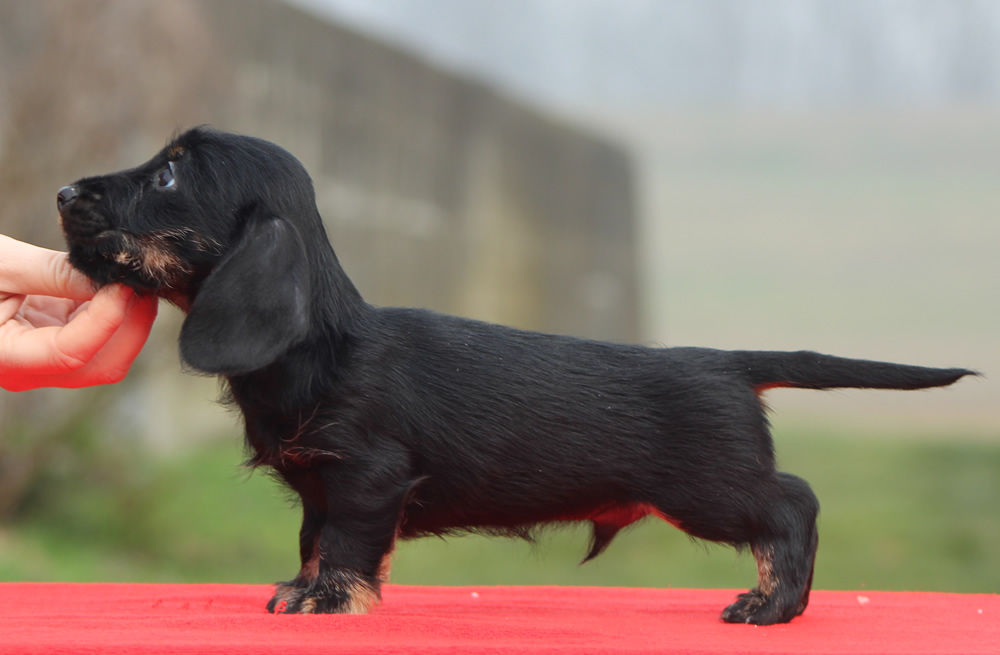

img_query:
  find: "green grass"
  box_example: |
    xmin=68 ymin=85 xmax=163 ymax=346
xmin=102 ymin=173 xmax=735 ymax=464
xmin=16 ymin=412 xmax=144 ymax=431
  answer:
xmin=0 ymin=446 xmax=300 ymax=584
xmin=2 ymin=425 xmax=998 ymax=594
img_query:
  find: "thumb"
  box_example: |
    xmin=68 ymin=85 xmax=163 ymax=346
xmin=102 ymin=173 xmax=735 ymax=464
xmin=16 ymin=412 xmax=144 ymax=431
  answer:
xmin=0 ymin=235 xmax=96 ymax=300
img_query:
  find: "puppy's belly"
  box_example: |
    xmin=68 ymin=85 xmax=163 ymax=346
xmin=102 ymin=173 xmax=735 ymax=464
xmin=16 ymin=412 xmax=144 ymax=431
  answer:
xmin=399 ymin=499 xmax=678 ymax=538
xmin=574 ymin=503 xmax=675 ymax=527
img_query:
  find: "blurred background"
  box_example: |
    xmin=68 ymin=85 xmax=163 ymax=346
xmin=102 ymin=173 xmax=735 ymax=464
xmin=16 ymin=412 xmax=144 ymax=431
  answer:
xmin=0 ymin=0 xmax=997 ymax=594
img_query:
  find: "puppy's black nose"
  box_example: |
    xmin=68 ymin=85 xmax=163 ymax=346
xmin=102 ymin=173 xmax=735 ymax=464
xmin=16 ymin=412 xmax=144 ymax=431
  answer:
xmin=57 ymin=185 xmax=78 ymax=211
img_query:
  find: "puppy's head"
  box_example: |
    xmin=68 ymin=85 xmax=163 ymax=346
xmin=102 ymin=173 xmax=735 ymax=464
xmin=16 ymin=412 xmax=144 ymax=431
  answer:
xmin=59 ymin=127 xmax=320 ymax=375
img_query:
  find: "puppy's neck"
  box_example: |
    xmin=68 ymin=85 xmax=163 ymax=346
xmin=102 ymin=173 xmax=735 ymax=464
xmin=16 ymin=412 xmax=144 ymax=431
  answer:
xmin=310 ymin=241 xmax=365 ymax=321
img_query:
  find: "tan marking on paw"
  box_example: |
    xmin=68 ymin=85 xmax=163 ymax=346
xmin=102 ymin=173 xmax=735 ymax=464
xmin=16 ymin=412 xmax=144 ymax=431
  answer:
xmin=342 ymin=579 xmax=380 ymax=614
xmin=376 ymin=548 xmax=394 ymax=584
xmin=271 ymin=582 xmax=299 ymax=605
xmin=752 ymin=543 xmax=778 ymax=596
xmin=301 ymin=542 xmax=321 ymax=582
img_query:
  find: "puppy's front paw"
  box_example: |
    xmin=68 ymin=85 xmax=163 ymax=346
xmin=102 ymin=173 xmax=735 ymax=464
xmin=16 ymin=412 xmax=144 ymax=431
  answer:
xmin=267 ymin=585 xmax=329 ymax=614
xmin=267 ymin=573 xmax=380 ymax=614
xmin=266 ymin=581 xmax=303 ymax=613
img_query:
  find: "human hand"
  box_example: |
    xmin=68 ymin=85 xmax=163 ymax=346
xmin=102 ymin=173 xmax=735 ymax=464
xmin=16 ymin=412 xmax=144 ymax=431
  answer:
xmin=0 ymin=235 xmax=158 ymax=391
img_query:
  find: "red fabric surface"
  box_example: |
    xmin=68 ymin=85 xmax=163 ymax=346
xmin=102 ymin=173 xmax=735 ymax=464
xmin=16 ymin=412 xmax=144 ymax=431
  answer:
xmin=0 ymin=584 xmax=997 ymax=654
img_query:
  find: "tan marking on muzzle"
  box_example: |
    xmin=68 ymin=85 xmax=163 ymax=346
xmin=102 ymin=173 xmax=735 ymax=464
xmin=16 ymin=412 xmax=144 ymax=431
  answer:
xmin=116 ymin=233 xmax=190 ymax=288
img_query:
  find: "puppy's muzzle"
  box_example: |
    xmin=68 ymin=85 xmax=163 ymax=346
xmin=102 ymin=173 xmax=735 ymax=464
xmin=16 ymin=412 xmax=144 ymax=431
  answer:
xmin=58 ymin=184 xmax=112 ymax=242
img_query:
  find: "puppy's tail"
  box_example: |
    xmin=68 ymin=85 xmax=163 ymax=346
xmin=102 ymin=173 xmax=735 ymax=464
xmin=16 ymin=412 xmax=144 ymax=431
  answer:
xmin=734 ymin=350 xmax=978 ymax=392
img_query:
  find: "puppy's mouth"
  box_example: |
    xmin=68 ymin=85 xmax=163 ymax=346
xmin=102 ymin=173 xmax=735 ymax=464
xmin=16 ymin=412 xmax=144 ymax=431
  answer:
xmin=61 ymin=224 xmax=120 ymax=247
xmin=59 ymin=201 xmax=115 ymax=244
xmin=61 ymin=209 xmax=194 ymax=295
xmin=57 ymin=184 xmax=220 ymax=309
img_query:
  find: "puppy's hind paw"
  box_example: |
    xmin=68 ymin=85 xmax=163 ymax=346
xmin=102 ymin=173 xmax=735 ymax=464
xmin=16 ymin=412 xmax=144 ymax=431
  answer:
xmin=721 ymin=589 xmax=799 ymax=626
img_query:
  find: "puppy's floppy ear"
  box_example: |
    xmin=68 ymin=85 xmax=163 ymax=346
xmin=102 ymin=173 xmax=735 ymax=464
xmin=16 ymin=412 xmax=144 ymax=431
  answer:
xmin=179 ymin=211 xmax=311 ymax=375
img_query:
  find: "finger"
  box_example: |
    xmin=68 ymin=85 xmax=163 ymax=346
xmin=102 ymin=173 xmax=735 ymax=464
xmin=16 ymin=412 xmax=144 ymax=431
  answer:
xmin=66 ymin=291 xmax=158 ymax=386
xmin=0 ymin=235 xmax=95 ymax=300
xmin=51 ymin=284 xmax=134 ymax=368
xmin=0 ymin=293 xmax=26 ymax=324
xmin=0 ymin=290 xmax=157 ymax=390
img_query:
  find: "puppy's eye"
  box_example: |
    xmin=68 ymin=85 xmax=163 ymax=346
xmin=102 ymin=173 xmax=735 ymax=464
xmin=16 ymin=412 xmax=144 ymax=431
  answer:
xmin=155 ymin=162 xmax=176 ymax=189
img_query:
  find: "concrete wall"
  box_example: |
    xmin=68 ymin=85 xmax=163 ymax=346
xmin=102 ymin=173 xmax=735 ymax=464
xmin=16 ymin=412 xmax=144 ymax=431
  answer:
xmin=202 ymin=0 xmax=638 ymax=340
xmin=0 ymin=0 xmax=638 ymax=450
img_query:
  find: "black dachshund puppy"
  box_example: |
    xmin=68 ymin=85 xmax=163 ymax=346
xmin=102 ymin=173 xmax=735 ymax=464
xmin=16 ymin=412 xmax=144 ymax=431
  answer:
xmin=57 ymin=127 xmax=974 ymax=624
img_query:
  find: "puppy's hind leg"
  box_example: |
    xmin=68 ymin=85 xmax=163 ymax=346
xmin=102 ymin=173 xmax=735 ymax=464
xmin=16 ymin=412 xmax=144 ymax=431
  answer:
xmin=721 ymin=472 xmax=819 ymax=625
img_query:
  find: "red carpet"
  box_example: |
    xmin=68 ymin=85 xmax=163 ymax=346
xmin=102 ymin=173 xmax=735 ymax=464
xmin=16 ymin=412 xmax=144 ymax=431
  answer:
xmin=1 ymin=583 xmax=997 ymax=654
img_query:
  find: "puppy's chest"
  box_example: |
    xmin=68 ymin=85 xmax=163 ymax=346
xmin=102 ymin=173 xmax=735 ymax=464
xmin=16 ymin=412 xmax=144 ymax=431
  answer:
xmin=247 ymin=432 xmax=347 ymax=471
xmin=238 ymin=403 xmax=354 ymax=472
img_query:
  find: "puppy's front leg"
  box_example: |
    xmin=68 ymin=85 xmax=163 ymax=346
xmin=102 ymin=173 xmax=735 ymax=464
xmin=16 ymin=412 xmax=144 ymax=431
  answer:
xmin=267 ymin=463 xmax=410 ymax=615
xmin=267 ymin=498 xmax=325 ymax=613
